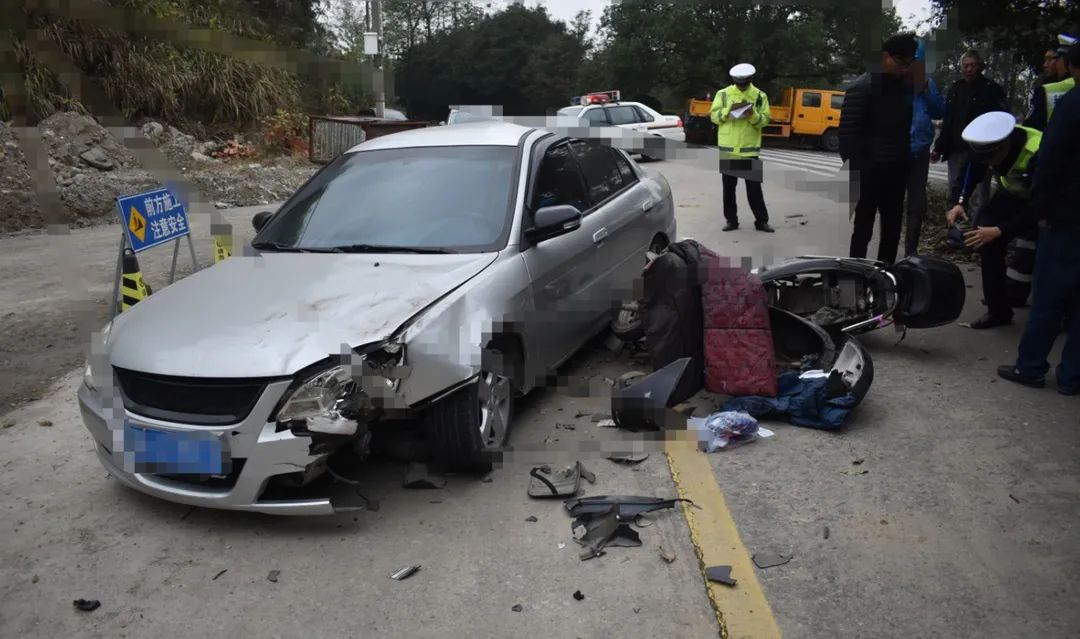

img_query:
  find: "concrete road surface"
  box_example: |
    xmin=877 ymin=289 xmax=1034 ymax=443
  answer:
xmin=0 ymin=148 xmax=1077 ymax=638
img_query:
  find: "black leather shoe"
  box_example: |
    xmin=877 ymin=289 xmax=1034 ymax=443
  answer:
xmin=997 ymin=365 xmax=1045 ymax=388
xmin=755 ymin=223 xmax=776 ymax=233
xmin=969 ymin=313 xmax=1012 ymax=329
xmin=722 ymin=222 xmax=739 ymax=232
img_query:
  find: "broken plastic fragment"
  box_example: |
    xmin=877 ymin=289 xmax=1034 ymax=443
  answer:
xmin=705 ymin=565 xmax=737 ymax=587
xmin=564 ymin=495 xmax=694 ymax=521
xmin=752 ymin=552 xmax=792 ymax=569
xmin=659 ymin=546 xmax=676 ymax=563
xmin=573 ymin=590 xmax=585 ymax=601
xmin=73 ymin=599 xmax=101 ymax=612
xmin=267 ymin=570 xmax=280 ymax=583
xmin=403 ymin=463 xmax=446 ymax=489
xmin=608 ymin=453 xmax=649 ymax=465
xmin=390 ymin=565 xmax=420 ymax=581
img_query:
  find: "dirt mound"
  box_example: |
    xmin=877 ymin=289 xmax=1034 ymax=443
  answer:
xmin=0 ymin=113 xmax=317 ymax=234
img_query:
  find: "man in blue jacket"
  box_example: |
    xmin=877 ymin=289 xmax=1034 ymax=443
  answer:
xmin=904 ymin=37 xmax=946 ymax=257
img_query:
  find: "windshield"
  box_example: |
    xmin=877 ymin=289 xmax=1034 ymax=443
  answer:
xmin=254 ymin=145 xmax=518 ymax=253
xmin=558 ymin=106 xmax=583 ymax=117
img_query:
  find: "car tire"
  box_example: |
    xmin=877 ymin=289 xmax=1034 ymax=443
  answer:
xmin=611 ymin=301 xmax=645 ymax=342
xmin=424 ymin=369 xmax=513 ymax=473
xmin=821 ymin=128 xmax=840 ymax=153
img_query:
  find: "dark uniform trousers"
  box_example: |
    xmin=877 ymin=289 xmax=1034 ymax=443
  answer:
xmin=1016 ymin=226 xmax=1080 ymax=390
xmin=974 ymin=190 xmax=1027 ymax=321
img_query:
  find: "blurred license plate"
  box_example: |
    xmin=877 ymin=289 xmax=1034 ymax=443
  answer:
xmin=124 ymin=423 xmax=228 ymax=475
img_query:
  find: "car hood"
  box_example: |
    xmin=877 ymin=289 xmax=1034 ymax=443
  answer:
xmin=108 ymin=251 xmax=498 ymax=378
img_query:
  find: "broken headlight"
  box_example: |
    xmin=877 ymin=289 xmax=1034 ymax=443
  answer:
xmin=83 ymin=320 xmax=112 ymax=392
xmin=275 ymin=341 xmax=407 ymax=435
xmin=276 ymin=365 xmax=366 ymax=436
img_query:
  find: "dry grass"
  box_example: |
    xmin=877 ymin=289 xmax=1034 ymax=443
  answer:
xmin=1 ymin=0 xmax=368 ymax=133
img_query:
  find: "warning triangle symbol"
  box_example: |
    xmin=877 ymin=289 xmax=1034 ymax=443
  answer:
xmin=129 ymin=206 xmax=146 ymax=242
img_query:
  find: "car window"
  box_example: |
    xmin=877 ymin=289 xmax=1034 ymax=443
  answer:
xmin=611 ymin=149 xmax=639 ymax=186
xmin=632 ymin=106 xmax=654 ymax=122
xmin=606 ymin=105 xmax=640 ymax=125
xmin=531 ymin=143 xmax=589 ymax=214
xmin=802 ymin=92 xmax=822 ymax=108
xmin=558 ymin=106 xmax=584 ymax=117
xmin=584 ymin=108 xmax=608 ymax=124
xmin=569 ymin=140 xmax=626 ymax=206
xmin=830 ymin=94 xmax=844 ymax=110
xmin=254 ymin=145 xmax=517 ymax=252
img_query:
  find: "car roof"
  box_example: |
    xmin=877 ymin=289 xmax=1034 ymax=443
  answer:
xmin=347 ymin=120 xmax=533 ymax=153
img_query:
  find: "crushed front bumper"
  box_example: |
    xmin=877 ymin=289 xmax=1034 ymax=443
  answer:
xmin=77 ymin=379 xmax=356 ymax=516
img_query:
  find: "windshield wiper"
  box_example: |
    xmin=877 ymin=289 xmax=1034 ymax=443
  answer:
xmin=327 ymin=244 xmax=458 ymax=254
xmin=251 ymin=241 xmax=337 ymax=253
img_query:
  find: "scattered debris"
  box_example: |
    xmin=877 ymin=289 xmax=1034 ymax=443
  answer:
xmin=607 ymin=452 xmax=649 ymax=465
xmin=481 ymin=473 xmax=494 ymax=483
xmin=558 ymin=543 xmax=566 ymax=549
xmin=31 ymin=575 xmax=39 ymax=583
xmin=705 ymin=565 xmax=737 ymax=587
xmin=840 ymin=469 xmax=868 ymax=476
xmin=212 ymin=569 xmax=228 ymax=581
xmin=752 ymin=552 xmax=792 ymax=569
xmin=612 ymin=357 xmax=692 ymax=431
xmin=429 ymin=499 xmax=443 ymax=504
xmin=659 ymin=546 xmax=677 ymax=563
xmin=634 ymin=514 xmax=654 ymax=528
xmin=2 ymin=418 xmax=15 ymax=428
xmin=575 ymin=411 xmax=590 ymax=418
xmin=823 ymin=526 xmax=830 ymax=539
xmin=564 ymin=495 xmax=694 ymax=521
xmin=1009 ymin=494 xmax=1021 ymax=504
xmin=511 ymin=604 xmax=523 ymax=612
xmin=573 ymin=509 xmax=643 ymax=560
xmin=528 ymin=462 xmax=593 ymax=498
xmin=525 ymin=516 xmax=538 ymax=522
xmin=852 ymin=458 xmax=865 ymax=465
xmin=880 ymin=519 xmax=888 ymax=525
xmin=37 ymin=420 xmax=53 ymax=427
xmin=390 ymin=565 xmax=420 ymax=581
xmin=597 ymin=419 xmax=617 ymax=428
xmin=633 ymin=607 xmax=641 ymax=613
xmin=403 ymin=462 xmax=446 ymax=489
xmin=556 ymin=423 xmax=576 ymax=431
xmin=267 ymin=570 xmax=280 ymax=583
xmin=73 ymin=599 xmax=101 ymax=612
xmin=591 ymin=414 xmax=612 ymax=423
xmin=785 ymin=213 xmax=806 ymax=218
xmin=573 ymin=590 xmax=585 ymax=601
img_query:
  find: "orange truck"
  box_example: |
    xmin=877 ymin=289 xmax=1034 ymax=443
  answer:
xmin=684 ymin=87 xmax=845 ymax=152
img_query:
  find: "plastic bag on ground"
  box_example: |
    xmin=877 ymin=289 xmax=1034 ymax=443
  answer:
xmin=687 ymin=411 xmax=760 ymax=452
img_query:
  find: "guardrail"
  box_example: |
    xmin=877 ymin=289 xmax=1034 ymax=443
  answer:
xmin=307 ymin=116 xmax=435 ymax=164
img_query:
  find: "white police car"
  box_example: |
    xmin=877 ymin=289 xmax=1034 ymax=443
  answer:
xmin=557 ymin=91 xmax=686 ymax=146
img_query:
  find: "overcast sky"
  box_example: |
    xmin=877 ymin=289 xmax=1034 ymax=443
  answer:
xmin=526 ymin=0 xmax=933 ymax=34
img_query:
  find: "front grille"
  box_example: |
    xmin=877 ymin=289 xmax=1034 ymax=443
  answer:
xmin=114 ymin=368 xmax=271 ymax=425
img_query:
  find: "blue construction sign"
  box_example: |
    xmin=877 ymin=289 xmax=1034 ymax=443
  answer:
xmin=116 ymin=187 xmax=190 ymax=253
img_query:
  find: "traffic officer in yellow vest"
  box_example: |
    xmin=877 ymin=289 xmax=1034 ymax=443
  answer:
xmin=1025 ymin=33 xmax=1076 ymax=131
xmin=945 ymin=111 xmax=1042 ymax=329
xmin=710 ymin=63 xmax=775 ymax=232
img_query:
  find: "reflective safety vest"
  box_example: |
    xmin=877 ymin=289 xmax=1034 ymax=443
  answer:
xmin=710 ymin=83 xmax=770 ymax=158
xmin=1044 ymin=76 xmax=1076 ymax=122
xmin=997 ymin=126 xmax=1042 ymax=198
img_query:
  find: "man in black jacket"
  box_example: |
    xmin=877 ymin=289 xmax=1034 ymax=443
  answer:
xmin=839 ymin=33 xmax=918 ymax=264
xmin=932 ymin=50 xmax=1008 ymax=222
xmin=965 ymin=47 xmax=1080 ymax=393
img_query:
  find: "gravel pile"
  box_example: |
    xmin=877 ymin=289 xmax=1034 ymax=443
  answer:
xmin=0 ymin=113 xmax=318 ymax=234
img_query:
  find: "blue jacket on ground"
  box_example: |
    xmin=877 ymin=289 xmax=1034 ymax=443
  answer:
xmin=911 ymin=77 xmax=946 ymax=158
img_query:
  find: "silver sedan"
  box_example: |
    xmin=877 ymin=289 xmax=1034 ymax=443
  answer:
xmin=77 ymin=120 xmax=676 ymax=515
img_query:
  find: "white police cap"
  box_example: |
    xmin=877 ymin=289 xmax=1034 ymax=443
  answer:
xmin=730 ymin=63 xmax=756 ymax=81
xmin=961 ymin=111 xmax=1016 ymax=149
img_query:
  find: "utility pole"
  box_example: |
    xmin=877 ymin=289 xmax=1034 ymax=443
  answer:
xmin=371 ymin=0 xmax=386 ymax=118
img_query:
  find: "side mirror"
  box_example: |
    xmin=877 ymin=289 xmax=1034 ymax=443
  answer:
xmin=525 ymin=205 xmax=582 ymax=244
xmin=252 ymin=211 xmax=275 ymax=232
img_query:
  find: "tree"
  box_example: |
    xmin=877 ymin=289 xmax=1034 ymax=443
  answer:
xmin=395 ymin=4 xmax=588 ymax=119
xmin=594 ymin=0 xmax=903 ymax=108
xmin=383 ymin=0 xmax=488 ymax=58
xmin=928 ymin=0 xmax=1080 ymax=70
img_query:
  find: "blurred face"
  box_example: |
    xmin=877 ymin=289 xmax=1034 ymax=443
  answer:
xmin=1044 ymin=50 xmax=1064 ymax=79
xmin=882 ymin=50 xmax=914 ymax=75
xmin=961 ymin=55 xmax=982 ymax=81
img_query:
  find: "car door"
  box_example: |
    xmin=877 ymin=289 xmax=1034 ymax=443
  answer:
xmin=797 ymin=90 xmax=826 ymax=134
xmin=567 ymin=139 xmax=656 ymax=310
xmin=606 ymin=105 xmax=645 ymax=132
xmin=519 ymin=140 xmax=608 ymax=373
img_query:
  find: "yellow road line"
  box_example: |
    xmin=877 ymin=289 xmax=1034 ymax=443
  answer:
xmin=665 ymin=434 xmax=782 ymax=639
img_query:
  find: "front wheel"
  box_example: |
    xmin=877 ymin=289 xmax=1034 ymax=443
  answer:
xmin=820 ymin=128 xmax=840 ymax=153
xmin=424 ymin=370 xmax=513 ymax=473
